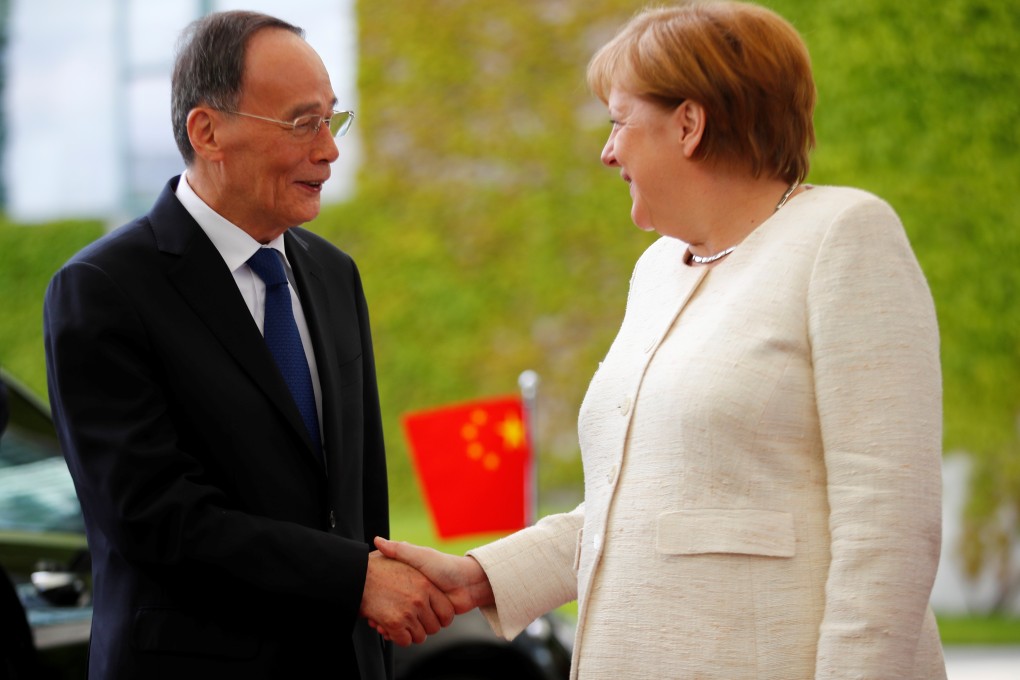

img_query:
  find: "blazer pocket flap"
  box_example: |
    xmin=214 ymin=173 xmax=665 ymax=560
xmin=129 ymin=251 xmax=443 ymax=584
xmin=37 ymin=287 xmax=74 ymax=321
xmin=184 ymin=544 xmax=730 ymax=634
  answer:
xmin=656 ymin=509 xmax=795 ymax=557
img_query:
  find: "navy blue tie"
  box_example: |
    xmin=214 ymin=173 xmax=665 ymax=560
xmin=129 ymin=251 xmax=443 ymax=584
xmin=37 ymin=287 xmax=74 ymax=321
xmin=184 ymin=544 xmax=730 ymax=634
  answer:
xmin=247 ymin=248 xmax=322 ymax=461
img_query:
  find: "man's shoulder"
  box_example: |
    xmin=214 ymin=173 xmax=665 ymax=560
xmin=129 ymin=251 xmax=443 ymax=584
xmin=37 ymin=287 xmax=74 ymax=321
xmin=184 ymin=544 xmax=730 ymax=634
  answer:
xmin=64 ymin=178 xmax=188 ymax=270
xmin=65 ymin=216 xmax=157 ymax=269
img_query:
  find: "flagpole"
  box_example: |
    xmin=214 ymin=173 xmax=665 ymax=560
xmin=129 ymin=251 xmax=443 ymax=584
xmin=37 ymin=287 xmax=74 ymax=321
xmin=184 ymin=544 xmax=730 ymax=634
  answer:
xmin=518 ymin=369 xmax=540 ymax=526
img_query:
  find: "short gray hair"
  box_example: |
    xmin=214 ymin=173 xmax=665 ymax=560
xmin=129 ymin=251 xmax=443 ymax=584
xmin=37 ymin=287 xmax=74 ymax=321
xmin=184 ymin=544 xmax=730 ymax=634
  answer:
xmin=171 ymin=11 xmax=304 ymax=166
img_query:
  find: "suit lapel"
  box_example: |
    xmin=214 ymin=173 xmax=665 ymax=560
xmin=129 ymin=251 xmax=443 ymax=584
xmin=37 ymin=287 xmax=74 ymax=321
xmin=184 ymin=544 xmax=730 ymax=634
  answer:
xmin=284 ymin=229 xmax=345 ymax=469
xmin=150 ymin=178 xmax=320 ymax=466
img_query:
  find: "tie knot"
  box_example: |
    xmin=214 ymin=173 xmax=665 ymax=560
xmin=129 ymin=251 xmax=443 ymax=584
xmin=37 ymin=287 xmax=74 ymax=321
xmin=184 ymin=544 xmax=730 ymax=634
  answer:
xmin=248 ymin=248 xmax=288 ymax=288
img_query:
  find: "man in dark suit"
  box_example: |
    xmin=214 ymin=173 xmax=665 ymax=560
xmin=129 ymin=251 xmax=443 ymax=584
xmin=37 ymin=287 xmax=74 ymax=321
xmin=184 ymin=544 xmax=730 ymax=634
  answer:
xmin=43 ymin=11 xmax=451 ymax=679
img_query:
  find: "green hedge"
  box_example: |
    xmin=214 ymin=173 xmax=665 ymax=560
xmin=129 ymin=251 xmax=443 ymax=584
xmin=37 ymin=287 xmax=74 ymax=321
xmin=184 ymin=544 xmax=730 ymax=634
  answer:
xmin=0 ymin=219 xmax=103 ymax=389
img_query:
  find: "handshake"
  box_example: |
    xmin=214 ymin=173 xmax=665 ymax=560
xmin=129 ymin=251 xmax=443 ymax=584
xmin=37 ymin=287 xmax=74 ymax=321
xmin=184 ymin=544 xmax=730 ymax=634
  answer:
xmin=359 ymin=537 xmax=496 ymax=646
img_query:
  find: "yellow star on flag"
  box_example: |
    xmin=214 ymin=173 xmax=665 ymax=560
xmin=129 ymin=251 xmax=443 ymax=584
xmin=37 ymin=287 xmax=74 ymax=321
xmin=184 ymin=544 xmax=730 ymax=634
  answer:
xmin=498 ymin=413 xmax=525 ymax=450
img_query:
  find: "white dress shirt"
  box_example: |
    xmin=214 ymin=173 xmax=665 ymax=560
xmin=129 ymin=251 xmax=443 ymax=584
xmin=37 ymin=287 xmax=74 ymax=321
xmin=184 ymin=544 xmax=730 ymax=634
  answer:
xmin=174 ymin=172 xmax=323 ymax=434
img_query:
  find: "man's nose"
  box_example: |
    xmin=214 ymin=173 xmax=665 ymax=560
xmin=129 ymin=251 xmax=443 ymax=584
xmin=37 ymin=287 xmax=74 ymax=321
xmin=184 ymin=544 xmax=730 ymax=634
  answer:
xmin=314 ymin=123 xmax=340 ymax=163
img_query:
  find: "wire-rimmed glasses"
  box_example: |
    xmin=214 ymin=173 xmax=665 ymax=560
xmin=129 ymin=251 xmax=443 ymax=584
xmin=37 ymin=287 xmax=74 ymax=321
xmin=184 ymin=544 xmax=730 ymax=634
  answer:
xmin=221 ymin=109 xmax=355 ymax=140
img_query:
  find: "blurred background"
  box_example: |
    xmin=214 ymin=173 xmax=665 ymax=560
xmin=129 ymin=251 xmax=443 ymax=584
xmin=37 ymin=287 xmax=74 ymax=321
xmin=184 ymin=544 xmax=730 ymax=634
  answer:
xmin=0 ymin=0 xmax=1017 ymax=659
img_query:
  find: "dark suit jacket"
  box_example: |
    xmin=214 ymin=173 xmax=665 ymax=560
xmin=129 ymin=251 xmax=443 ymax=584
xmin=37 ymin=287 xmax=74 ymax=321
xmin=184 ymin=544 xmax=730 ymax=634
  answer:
xmin=44 ymin=177 xmax=392 ymax=679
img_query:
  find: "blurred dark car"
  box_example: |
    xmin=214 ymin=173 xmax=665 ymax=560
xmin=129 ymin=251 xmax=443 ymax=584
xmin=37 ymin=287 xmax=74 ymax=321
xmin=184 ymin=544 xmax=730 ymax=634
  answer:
xmin=0 ymin=369 xmax=573 ymax=680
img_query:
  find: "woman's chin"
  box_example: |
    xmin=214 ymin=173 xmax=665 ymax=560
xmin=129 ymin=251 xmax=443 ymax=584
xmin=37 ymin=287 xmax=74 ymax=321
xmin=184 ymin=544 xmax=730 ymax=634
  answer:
xmin=630 ymin=214 xmax=658 ymax=232
xmin=630 ymin=208 xmax=657 ymax=232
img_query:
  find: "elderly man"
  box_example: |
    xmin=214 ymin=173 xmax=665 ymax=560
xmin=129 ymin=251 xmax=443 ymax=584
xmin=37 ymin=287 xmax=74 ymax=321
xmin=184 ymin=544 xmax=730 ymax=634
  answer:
xmin=43 ymin=11 xmax=450 ymax=679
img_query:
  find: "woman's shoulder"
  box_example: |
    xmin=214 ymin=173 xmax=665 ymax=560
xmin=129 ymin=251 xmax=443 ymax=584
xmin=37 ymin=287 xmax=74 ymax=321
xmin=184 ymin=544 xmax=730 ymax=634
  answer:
xmin=791 ymin=185 xmax=898 ymax=221
xmin=774 ymin=184 xmax=906 ymax=248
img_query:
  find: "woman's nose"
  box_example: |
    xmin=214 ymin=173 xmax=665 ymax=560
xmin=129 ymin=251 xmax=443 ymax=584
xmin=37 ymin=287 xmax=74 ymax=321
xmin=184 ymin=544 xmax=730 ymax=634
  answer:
xmin=600 ymin=135 xmax=616 ymax=167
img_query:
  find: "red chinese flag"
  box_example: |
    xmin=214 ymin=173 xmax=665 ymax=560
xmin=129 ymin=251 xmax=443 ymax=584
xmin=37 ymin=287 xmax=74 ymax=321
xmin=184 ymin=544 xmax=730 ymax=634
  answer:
xmin=402 ymin=395 xmax=531 ymax=539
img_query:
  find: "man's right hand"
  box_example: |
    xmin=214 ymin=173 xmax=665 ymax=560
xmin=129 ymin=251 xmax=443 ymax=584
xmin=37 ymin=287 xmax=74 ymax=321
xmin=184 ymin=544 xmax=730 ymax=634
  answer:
xmin=359 ymin=550 xmax=456 ymax=646
xmin=373 ymin=536 xmax=495 ymax=614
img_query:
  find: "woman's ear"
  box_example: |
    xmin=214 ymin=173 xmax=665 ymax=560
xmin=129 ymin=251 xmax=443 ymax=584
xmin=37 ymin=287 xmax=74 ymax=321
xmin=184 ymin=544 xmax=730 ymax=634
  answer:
xmin=674 ymin=100 xmax=706 ymax=158
xmin=186 ymin=107 xmax=225 ymax=162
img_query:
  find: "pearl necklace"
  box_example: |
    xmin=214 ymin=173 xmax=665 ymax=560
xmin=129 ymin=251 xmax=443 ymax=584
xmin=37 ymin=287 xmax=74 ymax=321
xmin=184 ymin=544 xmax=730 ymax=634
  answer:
xmin=689 ymin=180 xmax=800 ymax=265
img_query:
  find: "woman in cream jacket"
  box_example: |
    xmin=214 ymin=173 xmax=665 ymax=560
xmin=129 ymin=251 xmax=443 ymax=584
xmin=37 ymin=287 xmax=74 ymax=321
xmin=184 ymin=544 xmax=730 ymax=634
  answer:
xmin=376 ymin=2 xmax=947 ymax=678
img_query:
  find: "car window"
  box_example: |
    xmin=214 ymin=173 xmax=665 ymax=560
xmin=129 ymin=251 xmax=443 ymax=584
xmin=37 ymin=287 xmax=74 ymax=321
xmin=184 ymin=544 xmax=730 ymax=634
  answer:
xmin=0 ymin=374 xmax=84 ymax=534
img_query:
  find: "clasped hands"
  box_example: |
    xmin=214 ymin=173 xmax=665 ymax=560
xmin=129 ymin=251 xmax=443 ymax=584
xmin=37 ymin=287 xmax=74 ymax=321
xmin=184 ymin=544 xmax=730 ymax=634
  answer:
xmin=358 ymin=536 xmax=494 ymax=646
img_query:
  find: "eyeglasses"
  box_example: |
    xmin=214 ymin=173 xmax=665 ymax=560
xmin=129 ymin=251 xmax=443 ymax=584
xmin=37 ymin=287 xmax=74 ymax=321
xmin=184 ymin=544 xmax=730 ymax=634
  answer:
xmin=221 ymin=109 xmax=355 ymax=139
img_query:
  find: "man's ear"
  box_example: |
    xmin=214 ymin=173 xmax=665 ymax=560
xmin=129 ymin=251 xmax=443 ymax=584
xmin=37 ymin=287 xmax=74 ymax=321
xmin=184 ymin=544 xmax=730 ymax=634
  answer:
xmin=186 ymin=107 xmax=226 ymax=162
xmin=674 ymin=100 xmax=706 ymax=159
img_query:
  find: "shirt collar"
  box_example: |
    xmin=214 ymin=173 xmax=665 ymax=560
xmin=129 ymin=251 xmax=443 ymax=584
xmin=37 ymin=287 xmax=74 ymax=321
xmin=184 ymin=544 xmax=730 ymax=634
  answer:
xmin=175 ymin=171 xmax=288 ymax=273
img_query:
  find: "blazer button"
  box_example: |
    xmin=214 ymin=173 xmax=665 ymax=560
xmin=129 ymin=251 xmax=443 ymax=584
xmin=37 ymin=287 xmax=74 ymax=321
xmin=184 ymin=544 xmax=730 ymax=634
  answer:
xmin=329 ymin=510 xmax=336 ymax=528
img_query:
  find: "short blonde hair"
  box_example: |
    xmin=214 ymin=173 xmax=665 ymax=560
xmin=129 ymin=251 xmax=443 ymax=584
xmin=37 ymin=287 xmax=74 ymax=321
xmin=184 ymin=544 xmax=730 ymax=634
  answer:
xmin=588 ymin=1 xmax=815 ymax=183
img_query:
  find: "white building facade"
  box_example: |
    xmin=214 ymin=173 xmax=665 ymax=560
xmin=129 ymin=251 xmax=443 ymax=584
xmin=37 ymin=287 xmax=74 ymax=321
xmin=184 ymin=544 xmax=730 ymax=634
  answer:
xmin=3 ymin=0 xmax=359 ymax=224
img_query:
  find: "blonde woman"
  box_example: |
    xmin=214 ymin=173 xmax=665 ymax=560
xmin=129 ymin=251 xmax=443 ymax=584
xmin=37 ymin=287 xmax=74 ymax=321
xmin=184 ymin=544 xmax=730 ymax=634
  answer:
xmin=377 ymin=3 xmax=947 ymax=677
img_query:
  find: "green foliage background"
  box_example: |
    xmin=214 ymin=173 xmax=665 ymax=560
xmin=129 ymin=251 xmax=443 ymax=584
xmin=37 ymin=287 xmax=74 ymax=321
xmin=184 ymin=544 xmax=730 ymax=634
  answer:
xmin=0 ymin=0 xmax=1017 ymax=583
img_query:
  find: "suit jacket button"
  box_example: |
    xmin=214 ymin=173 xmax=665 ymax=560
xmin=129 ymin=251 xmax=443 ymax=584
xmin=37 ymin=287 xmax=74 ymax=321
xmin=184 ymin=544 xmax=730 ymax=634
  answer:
xmin=329 ymin=510 xmax=336 ymax=528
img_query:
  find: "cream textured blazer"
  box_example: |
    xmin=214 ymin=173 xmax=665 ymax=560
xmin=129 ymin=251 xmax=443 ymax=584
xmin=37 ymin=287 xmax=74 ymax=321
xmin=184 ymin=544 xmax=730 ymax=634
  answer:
xmin=468 ymin=186 xmax=946 ymax=679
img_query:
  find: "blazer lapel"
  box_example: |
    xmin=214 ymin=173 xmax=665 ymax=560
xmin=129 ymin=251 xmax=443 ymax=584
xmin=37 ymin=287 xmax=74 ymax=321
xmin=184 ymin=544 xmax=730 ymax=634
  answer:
xmin=642 ymin=246 xmax=711 ymax=357
xmin=284 ymin=229 xmax=345 ymax=468
xmin=150 ymin=178 xmax=320 ymax=465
